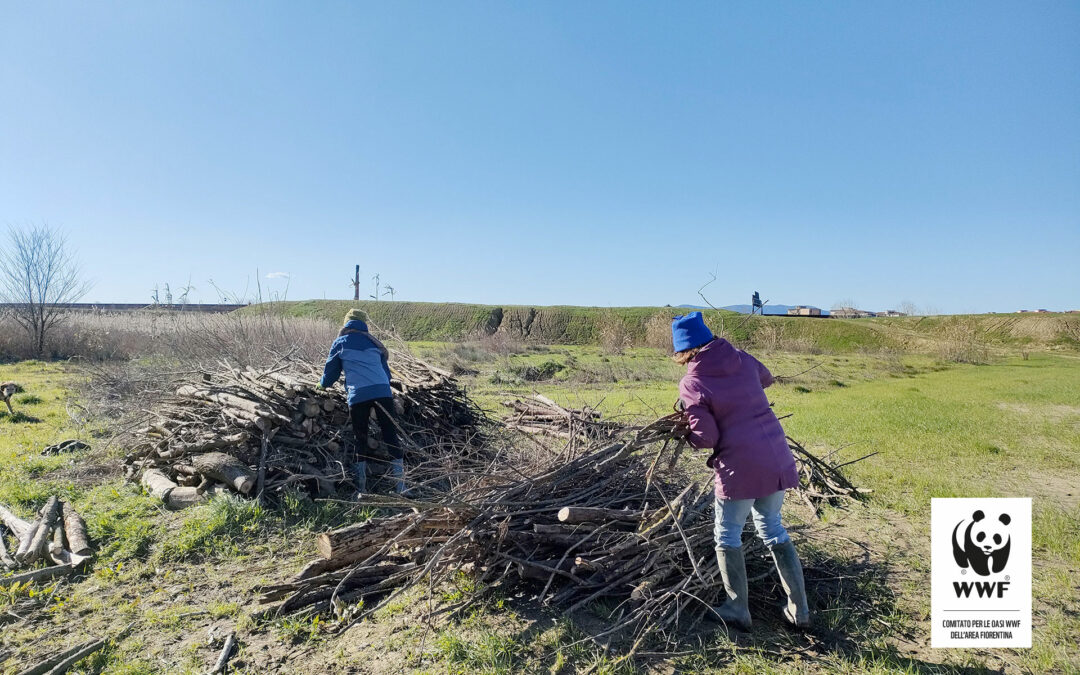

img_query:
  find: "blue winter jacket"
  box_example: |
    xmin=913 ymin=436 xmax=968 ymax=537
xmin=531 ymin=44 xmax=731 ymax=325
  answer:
xmin=319 ymin=320 xmax=393 ymax=405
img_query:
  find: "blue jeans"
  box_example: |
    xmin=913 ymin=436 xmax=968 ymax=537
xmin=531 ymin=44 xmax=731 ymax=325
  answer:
xmin=713 ymin=490 xmax=790 ymax=549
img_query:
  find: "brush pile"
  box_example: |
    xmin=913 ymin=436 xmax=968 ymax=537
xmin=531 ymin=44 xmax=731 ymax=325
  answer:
xmin=0 ymin=497 xmax=93 ymax=584
xmin=122 ymin=350 xmax=488 ymax=508
xmin=258 ymin=413 xmax=867 ymax=652
xmin=501 ymin=394 xmax=624 ymax=443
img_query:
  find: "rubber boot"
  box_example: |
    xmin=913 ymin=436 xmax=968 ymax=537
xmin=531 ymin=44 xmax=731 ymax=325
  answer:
xmin=712 ymin=546 xmax=752 ymax=630
xmin=769 ymin=541 xmax=810 ymax=628
xmin=390 ymin=458 xmax=405 ymax=495
xmin=351 ymin=461 xmax=367 ymax=498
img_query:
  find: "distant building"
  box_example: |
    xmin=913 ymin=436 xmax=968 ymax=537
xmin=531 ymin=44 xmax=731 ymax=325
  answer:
xmin=1017 ymin=309 xmax=1031 ymax=313
xmin=786 ymin=305 xmax=822 ymax=316
xmin=831 ymin=307 xmax=875 ymax=319
xmin=1036 ymin=309 xmax=1050 ymax=313
xmin=876 ymin=310 xmax=907 ymax=317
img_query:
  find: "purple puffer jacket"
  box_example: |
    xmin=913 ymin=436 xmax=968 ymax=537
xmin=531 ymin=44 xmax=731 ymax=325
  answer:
xmin=678 ymin=339 xmax=798 ymax=501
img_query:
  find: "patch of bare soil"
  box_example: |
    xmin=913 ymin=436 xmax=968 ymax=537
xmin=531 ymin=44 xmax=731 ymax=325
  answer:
xmin=1014 ymin=470 xmax=1080 ymax=512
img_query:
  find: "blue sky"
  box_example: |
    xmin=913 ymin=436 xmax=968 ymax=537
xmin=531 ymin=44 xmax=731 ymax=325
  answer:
xmin=2 ymin=2 xmax=1077 ymax=312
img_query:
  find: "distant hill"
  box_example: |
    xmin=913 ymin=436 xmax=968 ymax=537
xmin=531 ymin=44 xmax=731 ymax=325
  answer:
xmin=241 ymin=300 xmax=1080 ymax=353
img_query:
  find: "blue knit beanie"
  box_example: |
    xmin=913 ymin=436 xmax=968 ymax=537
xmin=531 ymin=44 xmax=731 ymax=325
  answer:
xmin=671 ymin=312 xmax=714 ymax=353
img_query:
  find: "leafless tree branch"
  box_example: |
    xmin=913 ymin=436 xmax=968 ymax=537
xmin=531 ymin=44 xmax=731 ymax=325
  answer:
xmin=0 ymin=224 xmax=92 ymax=357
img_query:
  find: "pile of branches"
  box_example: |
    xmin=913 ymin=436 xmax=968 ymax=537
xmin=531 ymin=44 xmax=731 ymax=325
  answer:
xmin=501 ymin=394 xmax=625 ymax=444
xmin=122 ymin=349 xmax=489 ymax=508
xmin=0 ymin=497 xmax=93 ymax=585
xmin=257 ymin=414 xmax=868 ymax=653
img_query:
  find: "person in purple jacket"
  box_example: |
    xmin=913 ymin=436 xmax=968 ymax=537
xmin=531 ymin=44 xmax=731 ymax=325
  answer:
xmin=671 ymin=312 xmax=809 ymax=630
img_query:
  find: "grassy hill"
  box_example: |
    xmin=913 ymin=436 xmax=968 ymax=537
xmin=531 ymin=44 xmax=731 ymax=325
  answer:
xmin=240 ymin=300 xmax=1080 ymax=353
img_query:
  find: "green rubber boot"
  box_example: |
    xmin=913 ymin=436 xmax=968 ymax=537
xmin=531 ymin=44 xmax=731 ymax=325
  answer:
xmin=713 ymin=546 xmax=752 ymax=630
xmin=769 ymin=541 xmax=810 ymax=628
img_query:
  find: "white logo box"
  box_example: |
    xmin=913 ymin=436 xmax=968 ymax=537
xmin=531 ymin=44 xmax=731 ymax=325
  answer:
xmin=931 ymin=498 xmax=1031 ymax=648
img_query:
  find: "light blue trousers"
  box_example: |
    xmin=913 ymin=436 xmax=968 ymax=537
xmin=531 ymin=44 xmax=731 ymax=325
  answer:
xmin=713 ymin=489 xmax=790 ymax=550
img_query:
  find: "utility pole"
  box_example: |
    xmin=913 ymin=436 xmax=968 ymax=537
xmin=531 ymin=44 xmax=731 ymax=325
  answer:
xmin=352 ymin=265 xmax=360 ymax=302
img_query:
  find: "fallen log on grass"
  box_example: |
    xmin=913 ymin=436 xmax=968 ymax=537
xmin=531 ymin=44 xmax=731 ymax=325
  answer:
xmin=192 ymin=452 xmax=255 ymax=494
xmin=2 ymin=563 xmax=73 ymax=587
xmin=17 ymin=496 xmax=60 ymax=565
xmin=141 ymin=470 xmax=218 ymax=510
xmin=0 ymin=498 xmax=93 ymax=578
xmin=61 ymin=503 xmax=91 ymax=557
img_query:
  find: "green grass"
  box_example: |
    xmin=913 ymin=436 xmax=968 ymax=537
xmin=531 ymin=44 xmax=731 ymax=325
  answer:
xmin=773 ymin=354 xmax=1080 ymax=515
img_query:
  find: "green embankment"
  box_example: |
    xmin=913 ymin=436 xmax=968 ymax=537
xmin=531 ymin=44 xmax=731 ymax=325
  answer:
xmin=241 ymin=300 xmax=1080 ymax=352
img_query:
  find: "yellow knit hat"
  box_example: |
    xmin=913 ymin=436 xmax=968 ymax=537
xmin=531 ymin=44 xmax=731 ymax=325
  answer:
xmin=344 ymin=309 xmax=368 ymax=325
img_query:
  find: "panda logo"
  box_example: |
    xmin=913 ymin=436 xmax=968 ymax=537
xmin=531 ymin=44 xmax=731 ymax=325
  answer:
xmin=952 ymin=510 xmax=1011 ymax=576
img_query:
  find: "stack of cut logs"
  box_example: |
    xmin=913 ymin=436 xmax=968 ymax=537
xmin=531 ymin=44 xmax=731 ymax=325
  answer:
xmin=123 ymin=349 xmax=488 ymax=509
xmin=258 ymin=414 xmax=867 ymax=652
xmin=0 ymin=497 xmax=93 ymax=585
xmin=501 ymin=394 xmax=625 ymax=443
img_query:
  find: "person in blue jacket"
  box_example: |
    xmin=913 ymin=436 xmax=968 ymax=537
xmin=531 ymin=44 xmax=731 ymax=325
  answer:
xmin=318 ymin=309 xmax=403 ymax=495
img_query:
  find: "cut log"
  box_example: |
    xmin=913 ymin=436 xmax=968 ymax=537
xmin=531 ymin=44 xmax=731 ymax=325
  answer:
xmin=18 ymin=496 xmax=60 ymax=565
xmin=192 ymin=452 xmax=255 ymax=494
xmin=557 ymin=507 xmax=643 ymax=525
xmin=61 ymin=503 xmax=91 ymax=557
xmin=49 ymin=521 xmax=64 ymax=559
xmin=164 ymin=432 xmax=250 ymax=459
xmin=2 ymin=563 xmax=72 ymax=586
xmin=176 ymin=385 xmax=271 ymax=418
xmin=316 ymin=518 xmax=410 ymax=560
xmin=142 ymin=469 xmax=179 ymax=500
xmin=0 ymin=503 xmax=32 ymax=542
xmin=166 ymin=486 xmax=215 ymax=510
xmin=14 ymin=521 xmax=40 ymax=561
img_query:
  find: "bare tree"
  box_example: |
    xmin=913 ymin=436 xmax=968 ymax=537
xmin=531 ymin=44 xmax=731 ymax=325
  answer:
xmin=898 ymin=300 xmax=919 ymax=316
xmin=0 ymin=225 xmax=92 ymax=357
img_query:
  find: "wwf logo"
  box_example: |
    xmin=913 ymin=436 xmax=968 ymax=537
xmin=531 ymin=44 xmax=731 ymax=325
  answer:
xmin=952 ymin=509 xmax=1011 ymax=576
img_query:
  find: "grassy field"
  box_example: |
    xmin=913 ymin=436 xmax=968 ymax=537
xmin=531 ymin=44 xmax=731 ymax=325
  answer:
xmin=2 ymin=345 xmax=1079 ymax=673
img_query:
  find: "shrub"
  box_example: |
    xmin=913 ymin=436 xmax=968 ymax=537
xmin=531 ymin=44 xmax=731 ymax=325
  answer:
xmin=938 ymin=320 xmax=990 ymax=365
xmin=598 ymin=311 xmax=632 ymax=355
xmin=644 ymin=313 xmax=674 ymax=352
xmin=509 ymin=360 xmax=564 ymax=382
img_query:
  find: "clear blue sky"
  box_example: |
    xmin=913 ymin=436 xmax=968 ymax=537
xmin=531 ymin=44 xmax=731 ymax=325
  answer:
xmin=2 ymin=2 xmax=1077 ymax=312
